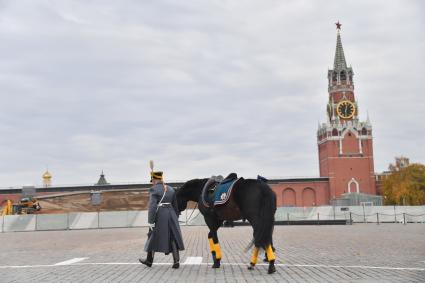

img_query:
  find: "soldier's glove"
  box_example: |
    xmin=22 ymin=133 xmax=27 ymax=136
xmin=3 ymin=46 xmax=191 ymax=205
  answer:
xmin=149 ymin=223 xmax=155 ymax=230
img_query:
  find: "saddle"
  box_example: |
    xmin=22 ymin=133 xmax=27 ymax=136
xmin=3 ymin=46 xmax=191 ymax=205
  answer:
xmin=201 ymin=175 xmax=223 ymax=208
xmin=257 ymin=175 xmax=269 ymax=183
xmin=201 ymin=173 xmax=242 ymax=220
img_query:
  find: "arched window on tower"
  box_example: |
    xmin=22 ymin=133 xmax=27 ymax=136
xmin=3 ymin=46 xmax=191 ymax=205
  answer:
xmin=340 ymin=71 xmax=346 ymax=81
xmin=332 ymin=72 xmax=337 ymax=82
xmin=332 ymin=128 xmax=338 ymax=136
xmin=362 ymin=128 xmax=367 ymax=135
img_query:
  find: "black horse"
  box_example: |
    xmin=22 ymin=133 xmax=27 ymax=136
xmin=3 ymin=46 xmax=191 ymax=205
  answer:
xmin=176 ymin=176 xmax=277 ymax=274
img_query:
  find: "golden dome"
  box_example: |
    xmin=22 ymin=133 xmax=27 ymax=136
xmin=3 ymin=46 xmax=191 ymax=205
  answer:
xmin=42 ymin=170 xmax=52 ymax=180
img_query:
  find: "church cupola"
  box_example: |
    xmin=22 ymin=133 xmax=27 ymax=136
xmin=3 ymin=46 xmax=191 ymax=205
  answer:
xmin=42 ymin=169 xmax=52 ymax=187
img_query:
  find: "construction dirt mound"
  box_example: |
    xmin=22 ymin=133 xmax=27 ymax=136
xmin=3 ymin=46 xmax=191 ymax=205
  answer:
xmin=36 ymin=190 xmax=197 ymax=214
xmin=38 ymin=190 xmax=150 ymax=214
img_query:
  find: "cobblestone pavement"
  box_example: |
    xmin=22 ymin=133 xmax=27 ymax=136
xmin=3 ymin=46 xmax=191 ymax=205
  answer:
xmin=0 ymin=224 xmax=424 ymax=282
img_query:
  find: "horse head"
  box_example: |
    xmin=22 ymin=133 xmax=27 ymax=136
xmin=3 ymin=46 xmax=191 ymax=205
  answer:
xmin=175 ymin=184 xmax=188 ymax=212
xmin=176 ymin=178 xmax=207 ymax=212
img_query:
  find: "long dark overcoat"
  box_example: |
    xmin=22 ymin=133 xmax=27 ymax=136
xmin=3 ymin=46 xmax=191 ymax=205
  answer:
xmin=144 ymin=182 xmax=185 ymax=253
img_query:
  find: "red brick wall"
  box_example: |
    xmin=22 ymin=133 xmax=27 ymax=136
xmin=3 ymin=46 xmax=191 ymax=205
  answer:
xmin=341 ymin=131 xmax=359 ymax=154
xmin=319 ymin=132 xmax=376 ymax=199
xmin=329 ymin=156 xmax=376 ymax=196
xmin=271 ymin=181 xmax=330 ymax=207
xmin=330 ymin=91 xmax=355 ymax=103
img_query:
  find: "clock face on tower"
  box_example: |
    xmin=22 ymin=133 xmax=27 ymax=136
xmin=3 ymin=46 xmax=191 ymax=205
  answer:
xmin=336 ymin=100 xmax=355 ymax=119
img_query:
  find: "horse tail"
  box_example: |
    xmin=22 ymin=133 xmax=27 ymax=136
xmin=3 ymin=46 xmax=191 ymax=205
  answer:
xmin=255 ymin=182 xmax=276 ymax=249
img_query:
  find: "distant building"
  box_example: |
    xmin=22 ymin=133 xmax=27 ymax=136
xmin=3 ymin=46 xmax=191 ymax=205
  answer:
xmin=389 ymin=156 xmax=410 ymax=171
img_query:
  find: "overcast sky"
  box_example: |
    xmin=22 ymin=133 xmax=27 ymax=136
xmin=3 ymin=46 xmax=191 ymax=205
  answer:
xmin=0 ymin=0 xmax=424 ymax=187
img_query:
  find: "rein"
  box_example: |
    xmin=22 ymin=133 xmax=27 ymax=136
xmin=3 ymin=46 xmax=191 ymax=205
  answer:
xmin=179 ymin=179 xmax=206 ymax=224
xmin=185 ymin=201 xmax=199 ymax=224
xmin=180 ymin=186 xmax=201 ymax=224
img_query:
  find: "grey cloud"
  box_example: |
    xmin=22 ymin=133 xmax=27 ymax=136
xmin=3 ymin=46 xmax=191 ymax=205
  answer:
xmin=0 ymin=0 xmax=424 ymax=187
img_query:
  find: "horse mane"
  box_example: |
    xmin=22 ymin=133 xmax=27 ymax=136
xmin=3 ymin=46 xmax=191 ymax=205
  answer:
xmin=178 ymin=178 xmax=208 ymax=200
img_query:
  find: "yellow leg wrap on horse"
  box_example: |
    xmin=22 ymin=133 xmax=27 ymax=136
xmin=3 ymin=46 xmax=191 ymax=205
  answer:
xmin=214 ymin=243 xmax=222 ymax=259
xmin=250 ymin=247 xmax=259 ymax=265
xmin=266 ymin=245 xmax=276 ymax=261
xmin=208 ymin=238 xmax=215 ymax=253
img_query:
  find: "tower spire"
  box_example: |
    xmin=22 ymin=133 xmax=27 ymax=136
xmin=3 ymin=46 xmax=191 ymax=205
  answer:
xmin=96 ymin=170 xmax=110 ymax=185
xmin=334 ymin=21 xmax=347 ymax=71
xmin=366 ymin=111 xmax=371 ymax=125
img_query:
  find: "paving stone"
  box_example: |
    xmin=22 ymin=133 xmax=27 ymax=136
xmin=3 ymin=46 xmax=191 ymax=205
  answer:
xmin=0 ymin=224 xmax=424 ymax=282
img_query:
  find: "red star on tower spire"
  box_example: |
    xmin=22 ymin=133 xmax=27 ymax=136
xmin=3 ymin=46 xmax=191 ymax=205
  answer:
xmin=335 ymin=21 xmax=342 ymax=30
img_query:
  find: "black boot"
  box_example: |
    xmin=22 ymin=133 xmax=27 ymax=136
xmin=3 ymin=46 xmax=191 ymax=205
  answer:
xmin=171 ymin=241 xmax=180 ymax=269
xmin=268 ymin=259 xmax=276 ymax=274
xmin=139 ymin=251 xmax=154 ymax=267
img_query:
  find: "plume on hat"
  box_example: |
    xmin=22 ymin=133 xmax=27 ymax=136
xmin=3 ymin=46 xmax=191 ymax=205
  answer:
xmin=149 ymin=160 xmax=163 ymax=181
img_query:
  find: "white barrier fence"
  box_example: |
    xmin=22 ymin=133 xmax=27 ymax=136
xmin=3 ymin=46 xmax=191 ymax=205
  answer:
xmin=0 ymin=209 xmax=200 ymax=233
xmin=274 ymin=205 xmax=425 ymax=223
xmin=1 ymin=206 xmax=424 ymax=233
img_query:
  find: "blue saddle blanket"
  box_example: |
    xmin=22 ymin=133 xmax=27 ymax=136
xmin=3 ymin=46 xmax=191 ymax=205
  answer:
xmin=214 ymin=178 xmax=239 ymax=206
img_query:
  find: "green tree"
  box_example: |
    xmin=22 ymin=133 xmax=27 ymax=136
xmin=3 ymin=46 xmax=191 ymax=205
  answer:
xmin=382 ymin=163 xmax=425 ymax=205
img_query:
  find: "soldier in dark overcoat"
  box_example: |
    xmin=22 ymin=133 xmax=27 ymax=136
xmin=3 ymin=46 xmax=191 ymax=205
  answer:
xmin=139 ymin=171 xmax=185 ymax=268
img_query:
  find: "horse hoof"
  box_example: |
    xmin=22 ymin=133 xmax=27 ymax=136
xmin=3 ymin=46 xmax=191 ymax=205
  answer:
xmin=212 ymin=262 xmax=220 ymax=268
xmin=268 ymin=266 xmax=276 ymax=274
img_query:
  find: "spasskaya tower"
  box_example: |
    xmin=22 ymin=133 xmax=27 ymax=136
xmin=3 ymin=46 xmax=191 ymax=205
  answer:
xmin=317 ymin=22 xmax=376 ymax=200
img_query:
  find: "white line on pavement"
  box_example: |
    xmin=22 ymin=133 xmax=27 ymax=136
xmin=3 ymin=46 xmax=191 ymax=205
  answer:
xmin=54 ymin=258 xmax=89 ymax=266
xmin=183 ymin=257 xmax=203 ymax=265
xmin=0 ymin=261 xmax=424 ymax=271
xmin=278 ymin=263 xmax=424 ymax=271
